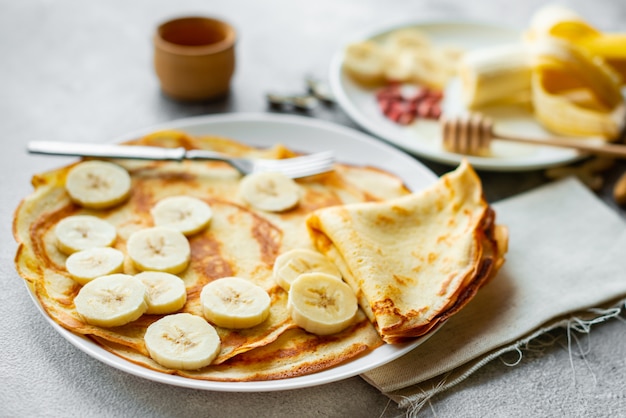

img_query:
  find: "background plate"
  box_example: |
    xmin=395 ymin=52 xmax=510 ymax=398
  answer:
xmin=330 ymin=20 xmax=587 ymax=171
xmin=27 ymin=113 xmax=439 ymax=392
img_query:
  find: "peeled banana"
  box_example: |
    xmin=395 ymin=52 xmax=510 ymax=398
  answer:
xmin=457 ymin=5 xmax=626 ymax=140
xmin=458 ymin=43 xmax=532 ymax=108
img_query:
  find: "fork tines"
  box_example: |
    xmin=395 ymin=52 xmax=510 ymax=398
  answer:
xmin=257 ymin=151 xmax=335 ymax=178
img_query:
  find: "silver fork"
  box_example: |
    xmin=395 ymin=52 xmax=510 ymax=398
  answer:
xmin=185 ymin=149 xmax=336 ymax=178
xmin=27 ymin=141 xmax=336 ymax=178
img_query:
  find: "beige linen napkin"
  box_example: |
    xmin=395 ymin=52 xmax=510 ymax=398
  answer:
xmin=362 ymin=177 xmax=626 ymax=409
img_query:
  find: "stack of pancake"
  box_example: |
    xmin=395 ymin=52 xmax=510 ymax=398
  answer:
xmin=14 ymin=130 xmax=507 ymax=380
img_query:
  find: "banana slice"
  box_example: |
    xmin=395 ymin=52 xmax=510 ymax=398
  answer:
xmin=54 ymin=215 xmax=117 ymax=255
xmin=150 ymin=196 xmax=213 ymax=236
xmin=65 ymin=247 xmax=125 ymax=285
xmin=65 ymin=160 xmax=132 ymax=209
xmin=200 ymin=277 xmax=271 ymax=329
xmin=273 ymin=248 xmax=341 ymax=291
xmin=384 ymin=28 xmax=432 ymax=51
xmin=126 ymin=227 xmax=191 ymax=274
xmin=288 ymin=272 xmax=358 ymax=336
xmin=343 ymin=41 xmax=388 ymax=87
xmin=135 ymin=271 xmax=187 ymax=315
xmin=144 ymin=313 xmax=221 ymax=370
xmin=74 ymin=273 xmax=148 ymax=327
xmin=239 ymin=171 xmax=300 ymax=212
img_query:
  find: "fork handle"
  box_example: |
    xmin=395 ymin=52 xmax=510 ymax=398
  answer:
xmin=495 ymin=132 xmax=626 ymax=159
xmin=184 ymin=149 xmax=230 ymax=161
xmin=27 ymin=141 xmax=187 ymax=160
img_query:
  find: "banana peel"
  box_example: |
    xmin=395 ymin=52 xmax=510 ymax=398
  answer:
xmin=528 ymin=22 xmax=625 ymax=140
xmin=526 ymin=4 xmax=626 ymax=83
xmin=532 ymin=70 xmax=626 ymax=139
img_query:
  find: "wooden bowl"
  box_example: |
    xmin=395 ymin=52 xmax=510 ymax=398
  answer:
xmin=154 ymin=16 xmax=236 ymax=101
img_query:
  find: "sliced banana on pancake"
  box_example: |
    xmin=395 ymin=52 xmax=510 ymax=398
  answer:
xmin=150 ymin=196 xmax=213 ymax=236
xmin=135 ymin=271 xmax=187 ymax=315
xmin=54 ymin=215 xmax=117 ymax=255
xmin=126 ymin=226 xmax=190 ymax=274
xmin=65 ymin=160 xmax=131 ymax=209
xmin=288 ymin=272 xmax=358 ymax=336
xmin=273 ymin=248 xmax=342 ymax=291
xmin=200 ymin=277 xmax=271 ymax=329
xmin=144 ymin=313 xmax=221 ymax=370
xmin=74 ymin=273 xmax=148 ymax=327
xmin=239 ymin=171 xmax=300 ymax=212
xmin=65 ymin=247 xmax=125 ymax=285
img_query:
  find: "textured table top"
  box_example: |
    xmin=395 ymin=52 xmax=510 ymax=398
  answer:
xmin=2 ymin=1 xmax=625 ymax=417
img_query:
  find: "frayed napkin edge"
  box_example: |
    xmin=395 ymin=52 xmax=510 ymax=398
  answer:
xmin=370 ymin=297 xmax=626 ymax=413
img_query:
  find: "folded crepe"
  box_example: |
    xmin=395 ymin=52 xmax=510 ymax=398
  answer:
xmin=306 ymin=161 xmax=508 ymax=343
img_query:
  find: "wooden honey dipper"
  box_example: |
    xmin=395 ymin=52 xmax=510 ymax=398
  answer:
xmin=440 ymin=114 xmax=626 ymax=159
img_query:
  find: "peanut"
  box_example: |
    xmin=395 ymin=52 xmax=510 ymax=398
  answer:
xmin=581 ymin=157 xmax=615 ymax=173
xmin=613 ymin=171 xmax=626 ymax=206
xmin=545 ymin=165 xmax=604 ymax=191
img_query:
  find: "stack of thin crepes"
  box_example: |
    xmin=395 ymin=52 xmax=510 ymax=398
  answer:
xmin=13 ymin=130 xmax=507 ymax=381
xmin=308 ymin=160 xmax=508 ymax=344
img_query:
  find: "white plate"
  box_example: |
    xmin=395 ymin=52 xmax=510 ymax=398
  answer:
xmin=330 ymin=20 xmax=585 ymax=171
xmin=27 ymin=113 xmax=438 ymax=392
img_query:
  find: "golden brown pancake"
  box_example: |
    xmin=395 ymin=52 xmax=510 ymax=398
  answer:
xmin=306 ymin=160 xmax=508 ymax=344
xmin=13 ymin=130 xmax=408 ymax=379
xmin=14 ymin=130 xmax=506 ymax=380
